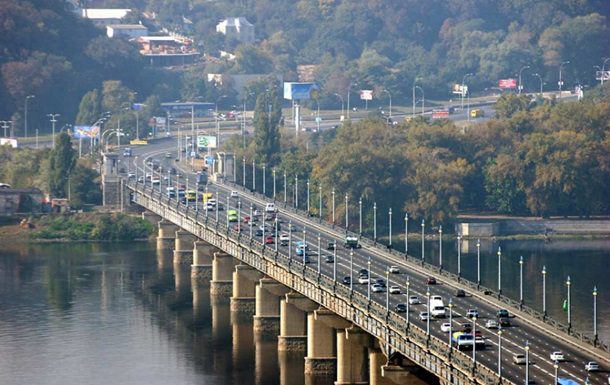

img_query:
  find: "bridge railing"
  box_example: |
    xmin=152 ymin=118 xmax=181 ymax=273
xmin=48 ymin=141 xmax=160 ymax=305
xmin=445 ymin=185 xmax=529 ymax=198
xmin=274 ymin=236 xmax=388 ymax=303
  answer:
xmin=216 ymin=179 xmax=609 ymax=354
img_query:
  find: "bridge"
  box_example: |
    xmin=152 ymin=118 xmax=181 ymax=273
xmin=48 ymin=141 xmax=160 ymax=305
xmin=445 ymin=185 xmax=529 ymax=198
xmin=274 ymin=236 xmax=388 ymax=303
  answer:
xmin=102 ymin=145 xmax=608 ymax=385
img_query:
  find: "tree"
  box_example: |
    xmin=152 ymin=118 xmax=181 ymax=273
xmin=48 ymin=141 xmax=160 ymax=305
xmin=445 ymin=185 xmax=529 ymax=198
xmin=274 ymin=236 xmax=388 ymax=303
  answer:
xmin=48 ymin=132 xmax=76 ymax=198
xmin=75 ymin=89 xmax=101 ymax=125
xmin=70 ymin=161 xmax=101 ymax=208
xmin=252 ymin=85 xmax=282 ymax=164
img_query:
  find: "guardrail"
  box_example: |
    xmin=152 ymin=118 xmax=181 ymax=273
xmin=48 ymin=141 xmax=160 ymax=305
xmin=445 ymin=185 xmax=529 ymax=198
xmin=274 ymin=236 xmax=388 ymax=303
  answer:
xmin=219 ymin=179 xmax=608 ymax=355
xmin=128 ymin=180 xmax=520 ymax=385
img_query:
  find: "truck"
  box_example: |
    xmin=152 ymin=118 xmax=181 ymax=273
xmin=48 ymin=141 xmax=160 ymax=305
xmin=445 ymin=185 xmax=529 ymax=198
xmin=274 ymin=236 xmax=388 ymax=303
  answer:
xmin=470 ymin=108 xmax=485 ymax=118
xmin=344 ymin=236 xmax=361 ymax=249
xmin=451 ymin=331 xmax=474 ymax=350
xmin=429 ymin=296 xmax=446 ymax=318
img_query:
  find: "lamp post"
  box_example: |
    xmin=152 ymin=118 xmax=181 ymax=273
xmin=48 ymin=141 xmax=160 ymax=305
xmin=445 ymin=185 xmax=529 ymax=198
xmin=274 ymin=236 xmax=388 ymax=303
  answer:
xmin=542 ymin=265 xmax=547 ymax=317
xmin=497 ymin=246 xmax=502 ymax=297
xmin=367 ymin=257 xmax=371 ymax=301
xmin=382 ymin=89 xmax=392 ymax=121
xmin=288 ymin=221 xmax=292 ymax=259
xmin=519 ymin=256 xmax=524 ymax=306
xmin=373 ymin=202 xmax=377 ymax=243
xmin=262 ymin=164 xmax=266 ymax=195
xmin=593 ymin=286 xmax=598 ymax=343
xmin=567 ymin=275 xmax=572 ymax=332
xmin=249 ymin=204 xmax=253 ymax=238
xmin=461 ymin=73 xmax=473 ymax=118
xmin=415 ymin=86 xmax=424 ymax=116
xmin=317 ymin=234 xmax=321 ymax=275
xmin=532 ymin=73 xmax=543 ymax=95
xmin=349 ymin=249 xmax=354 ymax=293
xmin=24 ymin=95 xmax=35 ymax=138
xmin=406 ymin=277 xmax=411 ymax=325
xmin=307 ymin=180 xmax=310 ymax=214
xmin=525 ymin=342 xmax=530 ymax=385
xmin=302 ymin=229 xmax=307 ymax=266
xmin=438 ymin=225 xmax=442 ymax=270
xmin=334 ymin=93 xmax=345 ymax=121
xmin=472 ymin=316 xmax=477 ymax=365
xmin=553 ymin=361 xmax=559 ymax=385
xmin=498 ymin=329 xmax=503 ymax=377
xmin=332 ymin=240 xmax=337 ymax=282
xmin=273 ymin=168 xmax=276 ymax=200
xmin=385 ymin=269 xmax=390 ymax=314
xmin=347 ymin=82 xmax=358 ymax=120
xmin=318 ymin=185 xmax=322 ymax=221
xmin=448 ymin=299 xmax=453 ymax=348
xmin=404 ymin=213 xmax=408 ymax=256
xmin=518 ymin=65 xmax=531 ymax=94
xmin=237 ymin=200 xmax=242 ymax=237
xmin=284 ymin=172 xmax=287 ymax=203
xmin=345 ymin=193 xmax=349 ymax=232
xmin=331 ymin=189 xmax=335 ymax=224
xmin=359 ymin=198 xmax=362 ymax=236
xmin=558 ymin=61 xmax=570 ymax=99
xmin=295 ymin=175 xmax=299 ymax=208
xmin=426 ymin=287 xmax=431 ymax=336
xmin=388 ymin=208 xmax=393 ymax=249
xmin=476 ymin=239 xmax=481 ymax=288
xmin=457 ymin=233 xmax=462 ymax=279
xmin=47 ymin=113 xmax=60 ymax=147
xmin=242 ymin=157 xmax=246 ymax=186
xmin=252 ymin=160 xmax=256 ymax=191
xmin=421 ymin=219 xmax=425 ymax=265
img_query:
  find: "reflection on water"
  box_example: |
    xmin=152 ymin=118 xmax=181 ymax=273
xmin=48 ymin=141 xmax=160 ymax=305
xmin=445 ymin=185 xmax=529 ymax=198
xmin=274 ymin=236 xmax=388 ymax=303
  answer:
xmin=0 ymin=238 xmax=607 ymax=385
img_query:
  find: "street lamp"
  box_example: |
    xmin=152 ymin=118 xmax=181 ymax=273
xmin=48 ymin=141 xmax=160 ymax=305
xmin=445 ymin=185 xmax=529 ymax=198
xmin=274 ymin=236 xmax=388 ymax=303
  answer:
xmin=317 ymin=234 xmax=321 ymax=275
xmin=497 ymin=246 xmax=502 ymax=297
xmin=332 ymin=240 xmax=337 ymax=282
xmin=461 ymin=73 xmax=473 ymax=117
xmin=415 ymin=85 xmax=425 ymax=116
xmin=519 ymin=256 xmax=524 ymax=306
xmin=558 ymin=61 xmax=570 ymax=99
xmin=448 ymin=298 xmax=453 ymax=348
xmin=273 ymin=168 xmax=276 ymax=200
xmin=373 ymin=202 xmax=377 ymax=243
xmin=318 ymin=185 xmax=322 ymax=221
xmin=349 ymin=249 xmax=354 ymax=293
xmin=242 ymin=157 xmax=246 ymax=186
xmin=284 ymin=172 xmax=287 ymax=203
xmin=382 ymin=89 xmax=392 ymax=121
xmin=498 ymin=329 xmax=503 ymax=377
xmin=262 ymin=164 xmax=266 ymax=195
xmin=47 ymin=113 xmax=60 ymax=147
xmin=421 ymin=219 xmax=425 ymax=265
xmin=438 ymin=225 xmax=442 ymax=270
xmin=542 ymin=265 xmax=547 ymax=318
xmin=307 ymin=179 xmax=310 ymax=214
xmin=331 ymin=189 xmax=335 ymax=224
xmin=426 ymin=287 xmax=431 ymax=336
xmin=518 ymin=65 xmax=531 ymax=94
xmin=347 ymin=81 xmax=358 ymax=120
xmin=553 ymin=361 xmax=559 ymax=385
xmin=404 ymin=213 xmax=408 ymax=256
xmin=405 ymin=277 xmax=411 ymax=325
xmin=457 ymin=233 xmax=462 ymax=279
xmin=359 ymin=198 xmax=363 ymax=235
xmin=388 ymin=208 xmax=393 ymax=249
xmin=532 ymin=73 xmax=544 ymax=95
xmin=472 ymin=316 xmax=477 ymax=365
xmin=24 ymin=95 xmax=35 ymax=138
xmin=252 ymin=160 xmax=256 ymax=191
xmin=593 ymin=286 xmax=598 ymax=343
xmin=476 ymin=239 xmax=481 ymax=288
xmin=345 ymin=193 xmax=349 ymax=232
xmin=295 ymin=175 xmax=299 ymax=208
xmin=334 ymin=93 xmax=345 ymax=121
xmin=566 ymin=275 xmax=572 ymax=332
xmin=525 ymin=342 xmax=530 ymax=385
xmin=367 ymin=257 xmax=372 ymax=301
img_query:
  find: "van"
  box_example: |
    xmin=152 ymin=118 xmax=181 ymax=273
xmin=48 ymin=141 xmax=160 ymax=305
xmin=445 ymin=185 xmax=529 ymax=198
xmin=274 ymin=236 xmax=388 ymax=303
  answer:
xmin=430 ymin=297 xmax=446 ymax=318
xmin=265 ymin=203 xmax=276 ymax=213
xmin=470 ymin=108 xmax=484 ymax=118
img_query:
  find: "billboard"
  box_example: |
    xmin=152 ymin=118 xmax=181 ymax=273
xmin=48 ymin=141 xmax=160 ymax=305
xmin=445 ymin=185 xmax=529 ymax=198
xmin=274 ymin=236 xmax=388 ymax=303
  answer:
xmin=452 ymin=84 xmax=468 ymax=95
xmin=197 ymin=135 xmax=217 ymax=149
xmin=73 ymin=125 xmax=100 ymax=139
xmin=360 ymin=90 xmax=373 ymax=101
xmin=498 ymin=78 xmax=517 ymax=89
xmin=0 ymin=138 xmax=18 ymax=148
xmin=283 ymin=82 xmax=320 ymax=100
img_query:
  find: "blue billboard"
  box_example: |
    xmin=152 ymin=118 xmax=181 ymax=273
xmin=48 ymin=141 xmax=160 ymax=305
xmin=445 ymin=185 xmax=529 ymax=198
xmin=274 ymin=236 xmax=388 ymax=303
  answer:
xmin=283 ymin=82 xmax=320 ymax=101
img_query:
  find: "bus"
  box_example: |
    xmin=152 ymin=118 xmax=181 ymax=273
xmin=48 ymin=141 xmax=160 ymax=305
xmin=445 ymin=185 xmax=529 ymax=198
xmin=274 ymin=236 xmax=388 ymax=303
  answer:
xmin=202 ymin=192 xmax=214 ymax=203
xmin=557 ymin=379 xmax=580 ymax=385
xmin=185 ymin=190 xmax=197 ymax=202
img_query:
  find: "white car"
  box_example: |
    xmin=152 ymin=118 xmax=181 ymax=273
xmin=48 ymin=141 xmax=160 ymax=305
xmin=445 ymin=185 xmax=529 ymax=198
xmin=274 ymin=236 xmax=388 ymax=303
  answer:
xmin=371 ymin=283 xmax=386 ymax=293
xmin=440 ymin=322 xmax=452 ymax=332
xmin=358 ymin=276 xmax=370 ymax=285
xmin=408 ymin=296 xmax=420 ymax=305
xmin=230 ymin=191 xmax=238 ymax=198
xmin=265 ymin=203 xmax=276 ymax=213
xmin=585 ymin=362 xmax=599 ymax=372
xmin=207 ymin=198 xmax=217 ymax=206
xmin=388 ymin=266 xmax=400 ymax=274
xmin=485 ymin=320 xmax=498 ymax=329
xmin=389 ymin=286 xmax=401 ymax=294
xmin=419 ymin=312 xmax=429 ymax=321
xmin=550 ymin=351 xmax=565 ymax=361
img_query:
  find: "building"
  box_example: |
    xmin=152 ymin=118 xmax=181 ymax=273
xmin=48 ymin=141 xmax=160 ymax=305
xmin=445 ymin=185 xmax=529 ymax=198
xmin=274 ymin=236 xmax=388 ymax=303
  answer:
xmin=82 ymin=9 xmax=131 ymax=27
xmin=216 ymin=17 xmax=255 ymax=44
xmin=0 ymin=187 xmax=44 ymax=216
xmin=106 ymin=24 xmax=148 ymax=39
xmin=137 ymin=35 xmax=200 ymax=67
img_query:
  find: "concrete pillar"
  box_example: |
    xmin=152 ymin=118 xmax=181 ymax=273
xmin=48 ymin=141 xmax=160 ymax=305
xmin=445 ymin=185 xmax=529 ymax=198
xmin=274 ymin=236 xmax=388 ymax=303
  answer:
xmin=253 ymin=278 xmax=289 ymax=336
xmin=191 ymin=241 xmax=218 ymax=284
xmin=279 ymin=349 xmax=305 ymax=385
xmin=304 ymin=310 xmax=338 ymax=377
xmin=192 ymin=283 xmax=211 ymax=327
xmin=369 ymin=348 xmax=394 ymax=385
xmin=278 ymin=293 xmax=307 ymax=352
xmin=336 ymin=327 xmax=370 ymax=385
xmin=173 ymin=230 xmax=196 ymax=265
xmin=230 ymin=264 xmax=263 ymax=315
xmin=255 ymin=328 xmax=279 ymax=385
xmin=142 ymin=211 xmax=161 ymax=225
xmin=157 ymin=219 xmax=178 ymax=249
xmin=232 ymin=306 xmax=255 ymax=372
xmin=210 ymin=252 xmax=236 ymax=297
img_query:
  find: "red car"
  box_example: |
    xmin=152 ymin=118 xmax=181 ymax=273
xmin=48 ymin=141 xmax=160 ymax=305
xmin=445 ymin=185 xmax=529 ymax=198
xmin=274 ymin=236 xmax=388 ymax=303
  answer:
xmin=426 ymin=277 xmax=437 ymax=285
xmin=233 ymin=224 xmax=242 ymax=232
xmin=265 ymin=235 xmax=275 ymax=244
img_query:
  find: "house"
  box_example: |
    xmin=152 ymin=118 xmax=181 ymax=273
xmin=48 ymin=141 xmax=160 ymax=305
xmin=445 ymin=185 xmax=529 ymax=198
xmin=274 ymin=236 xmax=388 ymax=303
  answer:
xmin=216 ymin=17 xmax=255 ymax=44
xmin=82 ymin=9 xmax=131 ymax=27
xmin=106 ymin=24 xmax=148 ymax=39
xmin=0 ymin=187 xmax=44 ymax=216
xmin=136 ymin=35 xmax=200 ymax=66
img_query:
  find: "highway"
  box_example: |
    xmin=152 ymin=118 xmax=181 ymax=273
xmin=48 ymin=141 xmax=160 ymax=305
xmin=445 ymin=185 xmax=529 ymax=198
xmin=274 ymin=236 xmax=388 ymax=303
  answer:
xmin=121 ymin=137 xmax=608 ymax=385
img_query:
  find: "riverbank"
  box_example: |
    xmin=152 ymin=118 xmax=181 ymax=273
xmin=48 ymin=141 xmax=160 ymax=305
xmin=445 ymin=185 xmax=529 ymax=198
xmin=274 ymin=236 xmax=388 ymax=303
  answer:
xmin=0 ymin=212 xmax=154 ymax=242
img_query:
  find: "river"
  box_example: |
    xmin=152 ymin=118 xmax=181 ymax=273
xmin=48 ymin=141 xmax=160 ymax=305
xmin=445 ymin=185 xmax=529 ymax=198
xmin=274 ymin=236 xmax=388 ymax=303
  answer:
xmin=0 ymin=240 xmax=607 ymax=385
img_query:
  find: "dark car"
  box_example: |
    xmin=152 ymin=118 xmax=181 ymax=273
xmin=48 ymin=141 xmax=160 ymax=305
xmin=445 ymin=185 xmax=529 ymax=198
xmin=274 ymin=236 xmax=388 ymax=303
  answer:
xmin=255 ymin=229 xmax=264 ymax=236
xmin=456 ymin=289 xmax=466 ymax=297
xmin=395 ymin=303 xmax=407 ymax=313
xmin=324 ymin=255 xmax=334 ymax=263
xmin=426 ymin=277 xmax=437 ymax=285
xmin=342 ymin=276 xmax=351 ymax=285
xmin=359 ymin=268 xmax=369 ymax=277
xmin=497 ymin=309 xmax=510 ymax=318
xmin=498 ymin=317 xmax=511 ymax=326
xmin=327 ymin=242 xmax=336 ymax=250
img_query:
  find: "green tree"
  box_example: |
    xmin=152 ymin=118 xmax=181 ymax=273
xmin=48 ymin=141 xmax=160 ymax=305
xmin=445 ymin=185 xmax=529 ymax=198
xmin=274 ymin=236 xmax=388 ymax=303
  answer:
xmin=75 ymin=89 xmax=101 ymax=125
xmin=70 ymin=162 xmax=102 ymax=208
xmin=252 ymin=85 xmax=282 ymax=164
xmin=48 ymin=132 xmax=76 ymax=198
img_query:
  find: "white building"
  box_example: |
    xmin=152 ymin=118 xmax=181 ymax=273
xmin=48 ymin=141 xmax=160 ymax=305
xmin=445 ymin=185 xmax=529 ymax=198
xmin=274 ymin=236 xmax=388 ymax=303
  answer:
xmin=106 ymin=24 xmax=148 ymax=39
xmin=216 ymin=17 xmax=255 ymax=44
xmin=82 ymin=9 xmax=131 ymax=27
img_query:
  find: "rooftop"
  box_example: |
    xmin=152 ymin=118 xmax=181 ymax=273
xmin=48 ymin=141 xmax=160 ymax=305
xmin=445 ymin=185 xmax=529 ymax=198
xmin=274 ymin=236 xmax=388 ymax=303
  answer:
xmin=82 ymin=8 xmax=131 ymax=20
xmin=107 ymin=24 xmax=147 ymax=30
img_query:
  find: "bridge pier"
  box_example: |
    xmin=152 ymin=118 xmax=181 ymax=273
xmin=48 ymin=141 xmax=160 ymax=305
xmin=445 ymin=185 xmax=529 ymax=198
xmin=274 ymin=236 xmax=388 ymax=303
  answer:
xmin=304 ymin=309 xmax=341 ymax=377
xmin=230 ymin=264 xmax=263 ymax=315
xmin=191 ymin=241 xmax=218 ymax=284
xmin=336 ymin=327 xmax=371 ymax=385
xmin=254 ymin=278 xmax=289 ymax=336
xmin=142 ymin=211 xmax=162 ymax=225
xmin=278 ymin=293 xmax=307 ymax=352
xmin=369 ymin=348 xmax=394 ymax=385
xmin=210 ymin=252 xmax=236 ymax=298
xmin=173 ymin=230 xmax=196 ymax=265
xmin=157 ymin=220 xmax=178 ymax=249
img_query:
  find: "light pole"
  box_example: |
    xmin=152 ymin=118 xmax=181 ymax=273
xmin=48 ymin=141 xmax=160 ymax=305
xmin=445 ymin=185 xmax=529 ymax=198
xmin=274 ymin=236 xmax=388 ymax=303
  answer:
xmin=347 ymin=82 xmax=358 ymax=120
xmin=426 ymin=287 xmax=431 ymax=336
xmin=331 ymin=189 xmax=335 ymax=224
xmin=525 ymin=342 xmax=530 ymax=385
xmin=385 ymin=269 xmax=390 ymax=314
xmin=349 ymin=249 xmax=354 ymax=293
xmin=553 ymin=361 xmax=558 ymax=385
xmin=344 ymin=193 xmax=349 ymax=233
xmin=542 ymin=265 xmax=547 ymax=318
xmin=382 ymin=89 xmax=392 ymax=121
xmin=332 ymin=240 xmax=337 ymax=282
xmin=518 ymin=65 xmax=531 ymax=94
xmin=288 ymin=221 xmax=292 ymax=259
xmin=373 ymin=202 xmax=377 ymax=243
xmin=249 ymin=204 xmax=253 ymax=238
xmin=47 ymin=113 xmax=60 ymax=147
xmin=421 ymin=219 xmax=425 ymax=264
xmin=438 ymin=225 xmax=442 ymax=270
xmin=532 ymin=73 xmax=544 ymax=95
xmin=497 ymin=329 xmax=503 ymax=377
xmin=519 ymin=255 xmax=524 ymax=306
xmin=457 ymin=233 xmax=462 ymax=279
xmin=317 ymin=234 xmax=321 ymax=275
xmin=334 ymin=93 xmax=345 ymax=121
xmin=566 ymin=275 xmax=572 ymax=332
xmin=388 ymin=208 xmax=393 ymax=248
xmin=405 ymin=277 xmax=411 ymax=325
xmin=273 ymin=168 xmax=276 ymax=200
xmin=318 ymin=185 xmax=322 ymax=220
xmin=295 ymin=175 xmax=299 ymax=208
xmin=472 ymin=316 xmax=477 ymax=365
xmin=448 ymin=298 xmax=453 ymax=348
xmin=593 ymin=286 xmax=598 ymax=343
xmin=558 ymin=61 xmax=570 ymax=99
xmin=262 ymin=164 xmax=266 ymax=195
xmin=307 ymin=180 xmax=310 ymax=214
xmin=461 ymin=73 xmax=473 ymax=117
xmin=359 ymin=198 xmax=362 ymax=235
xmin=252 ymin=160 xmax=256 ymax=191
xmin=367 ymin=257 xmax=371 ymax=301
xmin=24 ymin=95 xmax=35 ymax=138
xmin=415 ymin=85 xmax=424 ymax=116
xmin=497 ymin=246 xmax=502 ymax=297
xmin=404 ymin=213 xmax=408 ymax=256
xmin=284 ymin=172 xmax=287 ymax=203
xmin=242 ymin=157 xmax=246 ymax=186
xmin=476 ymin=239 xmax=481 ymax=288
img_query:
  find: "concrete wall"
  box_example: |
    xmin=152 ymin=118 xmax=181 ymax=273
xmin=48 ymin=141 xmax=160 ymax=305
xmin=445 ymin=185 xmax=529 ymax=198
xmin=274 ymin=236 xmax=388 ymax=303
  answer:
xmin=457 ymin=219 xmax=610 ymax=236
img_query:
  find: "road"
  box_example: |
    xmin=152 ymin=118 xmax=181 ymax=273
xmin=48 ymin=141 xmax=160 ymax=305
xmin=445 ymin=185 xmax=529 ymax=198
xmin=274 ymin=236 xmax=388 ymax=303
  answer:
xmin=119 ymin=138 xmax=608 ymax=385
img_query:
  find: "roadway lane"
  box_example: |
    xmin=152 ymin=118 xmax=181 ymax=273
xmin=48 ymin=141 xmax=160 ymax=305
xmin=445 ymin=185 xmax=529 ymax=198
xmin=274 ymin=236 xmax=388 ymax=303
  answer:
xmin=123 ymin=140 xmax=608 ymax=385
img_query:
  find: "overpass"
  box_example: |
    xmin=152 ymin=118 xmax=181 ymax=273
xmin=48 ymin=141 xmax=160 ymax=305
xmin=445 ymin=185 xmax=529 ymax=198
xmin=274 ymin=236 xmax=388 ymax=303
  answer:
xmin=105 ymin=147 xmax=608 ymax=385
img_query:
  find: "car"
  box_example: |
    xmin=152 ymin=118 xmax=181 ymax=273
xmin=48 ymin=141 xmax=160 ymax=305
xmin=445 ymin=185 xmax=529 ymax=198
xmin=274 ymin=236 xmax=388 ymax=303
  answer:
xmin=358 ymin=276 xmax=370 ymax=285
xmin=419 ymin=312 xmax=430 ymax=321
xmin=342 ymin=276 xmax=351 ymax=285
xmin=264 ymin=235 xmax=275 ymax=244
xmin=395 ymin=303 xmax=407 ymax=313
xmin=371 ymin=283 xmax=386 ymax=293
xmin=426 ymin=277 xmax=437 ymax=285
xmin=324 ymin=255 xmax=334 ymax=263
xmin=358 ymin=268 xmax=369 ymax=277
xmin=498 ymin=317 xmax=511 ymax=326
xmin=389 ymin=266 xmax=400 ymax=274
xmin=265 ymin=203 xmax=276 ymax=213
xmin=408 ymin=296 xmax=420 ymax=305
xmin=228 ymin=209 xmax=238 ymax=222
xmin=127 ymin=172 xmax=135 ymax=179
xmin=327 ymin=242 xmax=336 ymax=250
xmin=165 ymin=152 xmax=172 ymax=158
xmin=344 ymin=236 xmax=361 ymax=249
xmin=585 ymin=362 xmax=599 ymax=372
xmin=389 ymin=286 xmax=401 ymax=294
xmin=207 ymin=198 xmax=217 ymax=207
xmin=461 ymin=324 xmax=472 ymax=333
xmin=550 ymin=351 xmax=565 ymax=361
xmin=374 ymin=278 xmax=386 ymax=287
xmin=440 ymin=323 xmax=452 ymax=332
xmin=497 ymin=309 xmax=510 ymax=318
xmin=513 ymin=354 xmax=528 ymax=365
xmin=485 ymin=320 xmax=498 ymax=329
xmin=466 ymin=309 xmax=479 ymax=319
xmin=455 ymin=289 xmax=466 ymax=297
xmin=232 ymin=224 xmax=243 ymax=232
xmin=230 ymin=191 xmax=238 ymax=198
xmin=279 ymin=233 xmax=289 ymax=246
xmin=255 ymin=229 xmax=264 ymax=236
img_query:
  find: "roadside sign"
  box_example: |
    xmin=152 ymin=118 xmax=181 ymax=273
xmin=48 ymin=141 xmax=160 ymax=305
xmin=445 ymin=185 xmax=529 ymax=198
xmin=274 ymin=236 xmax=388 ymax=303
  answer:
xmin=498 ymin=79 xmax=517 ymax=89
xmin=197 ymin=135 xmax=217 ymax=149
xmin=360 ymin=90 xmax=373 ymax=100
xmin=315 ymin=116 xmax=322 ymax=123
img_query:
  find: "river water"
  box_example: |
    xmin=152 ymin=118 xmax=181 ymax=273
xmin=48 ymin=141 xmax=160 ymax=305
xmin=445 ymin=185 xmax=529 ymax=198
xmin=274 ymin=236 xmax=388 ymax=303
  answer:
xmin=0 ymin=240 xmax=607 ymax=385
